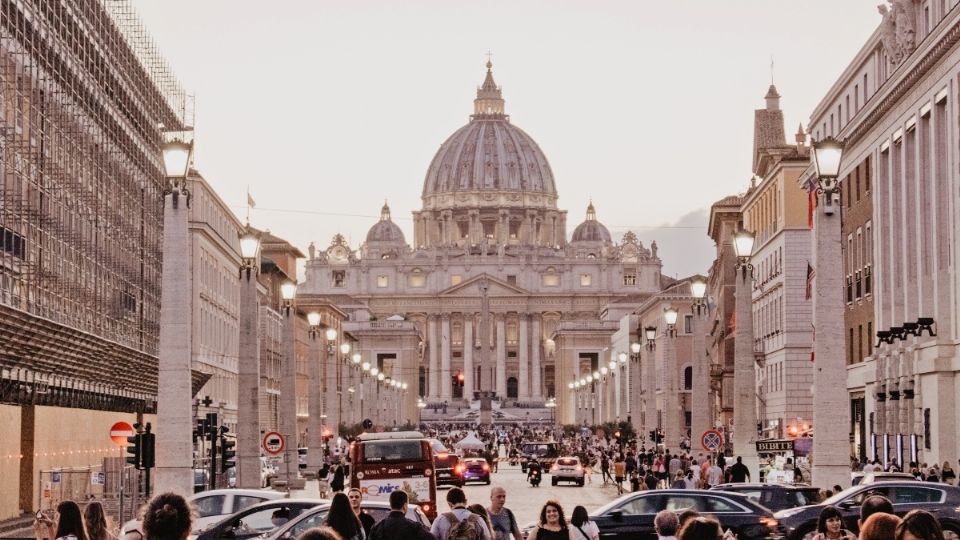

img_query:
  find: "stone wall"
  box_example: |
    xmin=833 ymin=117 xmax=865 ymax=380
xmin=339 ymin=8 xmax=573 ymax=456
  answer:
xmin=0 ymin=404 xmax=21 ymax=520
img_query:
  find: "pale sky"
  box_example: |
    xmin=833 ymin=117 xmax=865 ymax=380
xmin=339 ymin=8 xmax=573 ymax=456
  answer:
xmin=132 ymin=1 xmax=882 ymax=279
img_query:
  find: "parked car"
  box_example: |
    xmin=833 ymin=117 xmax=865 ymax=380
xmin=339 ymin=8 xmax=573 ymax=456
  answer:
xmin=461 ymin=457 xmax=492 ymax=485
xmin=590 ymin=489 xmax=781 ymax=540
xmin=121 ymin=489 xmax=284 ymax=536
xmin=774 ymin=481 xmax=960 ymax=540
xmin=710 ymin=483 xmax=821 ymax=512
xmin=550 ymin=456 xmax=585 ymax=486
xmin=193 ymin=498 xmax=325 ymax=540
xmin=264 ymin=501 xmax=431 ymax=540
xmin=855 ymin=472 xmax=917 ymax=485
xmin=430 ymin=439 xmax=464 ymax=487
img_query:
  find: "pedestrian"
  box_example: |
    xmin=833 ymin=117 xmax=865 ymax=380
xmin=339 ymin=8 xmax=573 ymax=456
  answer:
xmin=319 ymin=464 xmax=332 ymax=498
xmin=429 ymin=487 xmax=491 ymax=540
xmin=728 ymin=456 xmax=751 ymax=483
xmin=468 ymin=505 xmax=496 ymax=539
xmin=600 ymin=455 xmax=611 ymax=485
xmin=678 ymin=517 xmax=722 ymax=540
xmin=331 ymin=464 xmax=346 ymax=493
xmin=582 ymin=459 xmax=593 ymax=484
xmin=671 ymin=471 xmax=686 ymax=489
xmin=487 ymin=487 xmax=521 ymax=540
xmin=347 ymin=488 xmax=376 ymax=536
xmin=644 ymin=469 xmax=658 ymax=490
xmin=895 ymin=510 xmax=945 ymax=540
xmin=325 ymin=493 xmax=365 ymax=540
xmin=299 ymin=527 xmax=345 ymax=540
xmin=613 ymin=455 xmax=626 ymax=495
xmin=653 ymin=510 xmax=679 ymax=540
xmin=142 ymin=493 xmax=192 ymax=540
xmin=812 ymin=507 xmax=857 ymax=540
xmin=34 ymin=500 xmax=89 ymax=540
xmin=84 ymin=501 xmax=115 ymax=540
xmin=859 ymin=495 xmax=894 ymax=528
xmin=625 ymin=453 xmax=637 ymax=477
xmin=683 ymin=470 xmax=697 ymax=490
xmin=526 ymin=501 xmax=575 ymax=540
xmin=942 ymin=461 xmax=956 ymax=485
xmin=668 ymin=453 xmax=682 ymax=479
xmin=859 ymin=513 xmax=902 ymax=540
xmin=569 ymin=506 xmax=599 ymax=540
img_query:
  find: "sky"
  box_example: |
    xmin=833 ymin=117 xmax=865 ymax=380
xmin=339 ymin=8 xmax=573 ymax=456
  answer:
xmin=131 ymin=0 xmax=882 ymax=279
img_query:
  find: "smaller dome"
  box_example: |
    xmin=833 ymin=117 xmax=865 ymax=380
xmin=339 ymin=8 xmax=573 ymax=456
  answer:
xmin=571 ymin=202 xmax=611 ymax=243
xmin=366 ymin=202 xmax=406 ymax=244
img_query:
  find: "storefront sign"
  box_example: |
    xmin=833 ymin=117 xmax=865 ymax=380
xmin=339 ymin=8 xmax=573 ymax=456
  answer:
xmin=756 ymin=439 xmax=795 ymax=453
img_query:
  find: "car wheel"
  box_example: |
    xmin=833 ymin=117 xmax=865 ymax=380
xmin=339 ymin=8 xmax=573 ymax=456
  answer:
xmin=485 ymin=478 xmax=491 ymax=485
xmin=578 ymin=479 xmax=584 ymax=486
xmin=552 ymin=478 xmax=558 ymax=486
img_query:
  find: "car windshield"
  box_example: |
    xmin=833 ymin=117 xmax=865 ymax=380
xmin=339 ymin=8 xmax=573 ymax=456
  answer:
xmin=822 ymin=486 xmax=862 ymax=506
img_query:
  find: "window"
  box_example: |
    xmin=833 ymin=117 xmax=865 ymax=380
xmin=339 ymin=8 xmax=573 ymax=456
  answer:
xmin=332 ymin=271 xmax=346 ymax=288
xmin=623 ymin=272 xmax=637 ymax=286
xmin=614 ymin=496 xmax=656 ymax=515
xmin=580 ymin=274 xmax=592 ymax=286
xmin=451 ymin=275 xmax=462 ymax=286
xmin=894 ymin=487 xmax=943 ymax=504
xmin=408 ymin=269 xmax=425 ymax=288
xmin=192 ymin=495 xmax=225 ymax=517
xmin=377 ymin=275 xmax=388 ymax=288
xmin=233 ymin=495 xmax=271 ymax=513
xmin=684 ymin=315 xmax=693 ymax=334
xmin=507 ymin=275 xmax=517 ymax=285
xmin=868 ymin=322 xmax=873 ymax=356
xmin=542 ymin=268 xmax=559 ymax=287
xmin=683 ymin=366 xmax=692 ymax=390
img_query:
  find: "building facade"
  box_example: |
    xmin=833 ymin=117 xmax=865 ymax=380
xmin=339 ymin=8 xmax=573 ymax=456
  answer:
xmin=807 ymin=0 xmax=959 ymax=467
xmin=300 ymin=62 xmax=667 ymax=427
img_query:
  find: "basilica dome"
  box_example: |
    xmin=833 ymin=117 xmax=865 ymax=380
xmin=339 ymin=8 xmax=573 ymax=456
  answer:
xmin=571 ymin=202 xmax=612 ymax=243
xmin=366 ymin=202 xmax=405 ymax=244
xmin=421 ymin=62 xmax=557 ymax=209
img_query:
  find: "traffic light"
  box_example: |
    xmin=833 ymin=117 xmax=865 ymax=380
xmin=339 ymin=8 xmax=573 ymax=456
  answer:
xmin=220 ymin=436 xmax=236 ymax=473
xmin=457 ymin=372 xmax=464 ymax=386
xmin=787 ymin=424 xmax=799 ymax=437
xmin=126 ymin=430 xmax=142 ymax=469
xmin=362 ymin=418 xmax=373 ymax=430
xmin=141 ymin=423 xmax=155 ymax=469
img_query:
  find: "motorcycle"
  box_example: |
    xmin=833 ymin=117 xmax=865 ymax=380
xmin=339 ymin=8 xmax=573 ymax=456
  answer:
xmin=528 ymin=468 xmax=542 ymax=487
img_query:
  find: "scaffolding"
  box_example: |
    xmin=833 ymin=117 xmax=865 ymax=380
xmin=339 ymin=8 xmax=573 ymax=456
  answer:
xmin=0 ymin=0 xmax=188 ymax=407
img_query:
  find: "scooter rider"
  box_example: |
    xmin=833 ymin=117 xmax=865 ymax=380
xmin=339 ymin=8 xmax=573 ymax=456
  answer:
xmin=527 ymin=457 xmax=543 ymax=486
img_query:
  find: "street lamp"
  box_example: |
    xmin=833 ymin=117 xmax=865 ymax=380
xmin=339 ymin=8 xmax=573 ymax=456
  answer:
xmin=662 ymin=306 xmax=680 ymax=450
xmin=306 ymin=311 xmax=325 ymax=474
xmin=664 ymin=307 xmax=679 ymax=336
xmin=810 ymin=137 xmax=851 ymax=489
xmin=236 ymin=226 xmax=262 ymax=489
xmin=278 ymin=280 xmax=298 ymax=485
xmin=689 ymin=277 xmax=713 ymax=451
xmin=731 ymin=226 xmax=759 ymax=478
xmin=154 ymin=131 xmax=196 ymax=495
xmin=644 ymin=326 xmax=657 ymax=351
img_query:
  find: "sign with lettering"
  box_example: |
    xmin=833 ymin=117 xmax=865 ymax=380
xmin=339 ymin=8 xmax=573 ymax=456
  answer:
xmin=756 ymin=439 xmax=795 ymax=453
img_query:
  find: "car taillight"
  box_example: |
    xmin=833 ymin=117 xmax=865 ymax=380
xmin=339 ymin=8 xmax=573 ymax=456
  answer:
xmin=455 ymin=465 xmax=464 ymax=474
xmin=422 ymin=504 xmax=430 ymax=513
xmin=760 ymin=517 xmax=778 ymax=529
xmin=482 ymin=464 xmax=490 ymax=472
xmin=550 ymin=464 xmax=558 ymax=472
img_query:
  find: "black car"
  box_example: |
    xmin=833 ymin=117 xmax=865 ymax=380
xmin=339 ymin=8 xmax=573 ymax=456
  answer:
xmin=710 ymin=483 xmax=821 ymax=512
xmin=194 ymin=499 xmax=324 ymax=540
xmin=774 ymin=481 xmax=960 ymax=540
xmin=590 ymin=489 xmax=781 ymax=540
xmin=431 ymin=439 xmax=464 ymax=487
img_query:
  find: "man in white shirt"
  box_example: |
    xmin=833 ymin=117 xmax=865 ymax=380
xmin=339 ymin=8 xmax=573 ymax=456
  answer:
xmin=706 ymin=458 xmax=724 ymax=487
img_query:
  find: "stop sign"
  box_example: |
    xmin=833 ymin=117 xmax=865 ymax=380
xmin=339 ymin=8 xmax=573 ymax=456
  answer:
xmin=110 ymin=421 xmax=135 ymax=446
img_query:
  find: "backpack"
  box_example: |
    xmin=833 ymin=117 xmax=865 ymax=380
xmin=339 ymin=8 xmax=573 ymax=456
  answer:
xmin=445 ymin=512 xmax=482 ymax=540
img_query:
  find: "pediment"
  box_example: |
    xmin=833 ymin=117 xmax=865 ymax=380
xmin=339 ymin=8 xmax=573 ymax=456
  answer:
xmin=438 ymin=273 xmax=530 ymax=297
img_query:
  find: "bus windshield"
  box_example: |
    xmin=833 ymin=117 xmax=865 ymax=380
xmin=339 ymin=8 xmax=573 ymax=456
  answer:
xmin=361 ymin=440 xmax=427 ymax=462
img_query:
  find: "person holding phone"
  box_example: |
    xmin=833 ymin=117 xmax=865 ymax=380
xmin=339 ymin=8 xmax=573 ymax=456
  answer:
xmin=34 ymin=500 xmax=89 ymax=540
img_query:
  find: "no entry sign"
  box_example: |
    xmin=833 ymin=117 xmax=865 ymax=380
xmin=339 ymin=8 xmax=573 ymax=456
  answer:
xmin=110 ymin=422 xmax=135 ymax=446
xmin=262 ymin=431 xmax=285 ymax=456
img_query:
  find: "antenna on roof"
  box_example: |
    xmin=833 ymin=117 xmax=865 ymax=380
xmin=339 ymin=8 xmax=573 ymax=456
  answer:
xmin=770 ymin=55 xmax=775 ymax=85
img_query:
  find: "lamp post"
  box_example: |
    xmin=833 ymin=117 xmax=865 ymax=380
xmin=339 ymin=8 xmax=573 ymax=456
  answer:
xmin=663 ymin=307 xmax=681 ymax=452
xmin=306 ymin=312 xmax=324 ymax=474
xmin=323 ymin=327 xmax=337 ymax=445
xmin=811 ymin=136 xmax=851 ymax=489
xmin=236 ymin=227 xmax=262 ymax=489
xmin=732 ymin=227 xmax=759 ymax=477
xmin=545 ymin=397 xmax=557 ymax=424
xmin=279 ymin=280 xmax=298 ymax=486
xmin=154 ymin=131 xmax=195 ymax=495
xmin=689 ymin=278 xmax=712 ymax=452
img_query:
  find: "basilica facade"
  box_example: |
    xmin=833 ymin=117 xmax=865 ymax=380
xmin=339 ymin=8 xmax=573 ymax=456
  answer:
xmin=299 ymin=63 xmax=667 ymax=426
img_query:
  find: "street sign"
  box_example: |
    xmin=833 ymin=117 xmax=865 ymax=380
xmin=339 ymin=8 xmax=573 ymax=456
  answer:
xmin=756 ymin=439 xmax=795 ymax=453
xmin=262 ymin=431 xmax=285 ymax=456
xmin=110 ymin=421 xmax=135 ymax=446
xmin=701 ymin=430 xmax=724 ymax=452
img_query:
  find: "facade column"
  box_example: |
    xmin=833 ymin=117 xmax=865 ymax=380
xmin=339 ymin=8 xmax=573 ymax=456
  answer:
xmin=691 ymin=309 xmax=712 ymax=453
xmin=812 ymin=197 xmax=852 ymax=488
xmin=518 ymin=314 xmax=530 ymax=400
xmin=733 ymin=263 xmax=759 ymax=478
xmin=441 ymin=314 xmax=452 ymax=399
xmin=531 ymin=315 xmax=542 ymax=399
xmin=306 ymin=334 xmax=323 ymax=473
xmin=496 ymin=315 xmax=507 ymax=399
xmin=428 ymin=316 xmax=439 ymax=400
xmin=463 ymin=317 xmax=474 ymax=401
xmin=236 ymin=266 xmax=261 ymax=489
xmin=154 ymin=193 xmax=193 ymax=494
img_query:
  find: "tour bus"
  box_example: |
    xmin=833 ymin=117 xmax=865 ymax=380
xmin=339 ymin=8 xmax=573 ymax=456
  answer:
xmin=349 ymin=431 xmax=438 ymax=521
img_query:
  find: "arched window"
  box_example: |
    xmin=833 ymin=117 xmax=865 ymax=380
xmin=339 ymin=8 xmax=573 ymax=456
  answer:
xmin=683 ymin=366 xmax=693 ymax=390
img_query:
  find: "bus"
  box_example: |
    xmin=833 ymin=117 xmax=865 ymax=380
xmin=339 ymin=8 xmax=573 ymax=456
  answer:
xmin=349 ymin=431 xmax=438 ymax=521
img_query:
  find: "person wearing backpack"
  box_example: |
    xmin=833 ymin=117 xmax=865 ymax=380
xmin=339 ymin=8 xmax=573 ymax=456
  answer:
xmin=487 ymin=487 xmax=522 ymax=540
xmin=429 ymin=487 xmax=491 ymax=540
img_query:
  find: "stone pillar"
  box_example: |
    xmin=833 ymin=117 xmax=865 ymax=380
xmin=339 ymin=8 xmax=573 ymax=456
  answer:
xmin=691 ymin=309 xmax=712 ymax=453
xmin=644 ymin=342 xmax=656 ymax=434
xmin=307 ymin=333 xmax=324 ymax=473
xmin=733 ymin=265 xmax=759 ymax=478
xmin=280 ymin=309 xmax=298 ymax=484
xmin=812 ymin=201 xmax=852 ymax=488
xmin=518 ymin=314 xmax=529 ymax=400
xmin=496 ymin=315 xmax=507 ymax=399
xmin=428 ymin=316 xmax=439 ymax=400
xmin=664 ymin=332 xmax=682 ymax=452
xmin=154 ymin=193 xmax=193 ymax=495
xmin=531 ymin=315 xmax=542 ymax=400
xmin=463 ymin=317 xmax=474 ymax=401
xmin=441 ymin=314 xmax=452 ymax=400
xmin=236 ymin=267 xmax=261 ymax=489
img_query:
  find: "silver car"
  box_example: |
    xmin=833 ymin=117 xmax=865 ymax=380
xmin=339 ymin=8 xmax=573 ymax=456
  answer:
xmin=550 ymin=456 xmax=585 ymax=486
xmin=264 ymin=501 xmax=430 ymax=540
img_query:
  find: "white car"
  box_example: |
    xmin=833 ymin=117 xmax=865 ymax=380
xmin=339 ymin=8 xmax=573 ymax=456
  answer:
xmin=550 ymin=456 xmax=585 ymax=486
xmin=121 ymin=488 xmax=284 ymax=536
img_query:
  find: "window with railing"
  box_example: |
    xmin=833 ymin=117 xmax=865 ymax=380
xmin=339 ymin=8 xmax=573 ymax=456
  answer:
xmin=846 ymin=275 xmax=853 ymax=304
xmin=864 ymin=265 xmax=872 ymax=295
xmin=855 ymin=270 xmax=862 ymax=300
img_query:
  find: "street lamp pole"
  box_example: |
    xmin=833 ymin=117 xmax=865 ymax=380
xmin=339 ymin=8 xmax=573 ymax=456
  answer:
xmin=154 ymin=131 xmax=195 ymax=495
xmin=732 ymin=228 xmax=760 ymax=477
xmin=663 ymin=307 xmax=681 ymax=452
xmin=236 ymin=228 xmax=263 ymax=489
xmin=306 ymin=312 xmax=324 ymax=475
xmin=279 ymin=281 xmax=298 ymax=486
xmin=811 ymin=136 xmax=852 ymax=488
xmin=690 ymin=278 xmax=712 ymax=452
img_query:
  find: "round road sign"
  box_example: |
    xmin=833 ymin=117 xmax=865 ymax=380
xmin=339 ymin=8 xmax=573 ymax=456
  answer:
xmin=701 ymin=430 xmax=724 ymax=452
xmin=110 ymin=422 xmax=135 ymax=446
xmin=262 ymin=431 xmax=285 ymax=456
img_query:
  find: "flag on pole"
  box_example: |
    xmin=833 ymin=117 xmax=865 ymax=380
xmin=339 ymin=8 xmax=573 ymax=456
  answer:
xmin=805 ymin=263 xmax=816 ymax=300
xmin=247 ymin=192 xmax=256 ymax=208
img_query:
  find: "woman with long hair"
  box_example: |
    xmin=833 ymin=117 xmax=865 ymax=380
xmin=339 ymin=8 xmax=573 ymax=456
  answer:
xmin=895 ymin=510 xmax=945 ymax=540
xmin=468 ymin=504 xmax=495 ymax=538
xmin=527 ymin=501 xmax=575 ymax=540
xmin=324 ymin=493 xmax=364 ymax=540
xmin=813 ymin=507 xmax=857 ymax=540
xmin=84 ymin=501 xmax=115 ymax=540
xmin=569 ymin=506 xmax=599 ymax=540
xmin=34 ymin=500 xmax=89 ymax=540
xmin=142 ymin=493 xmax=192 ymax=540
